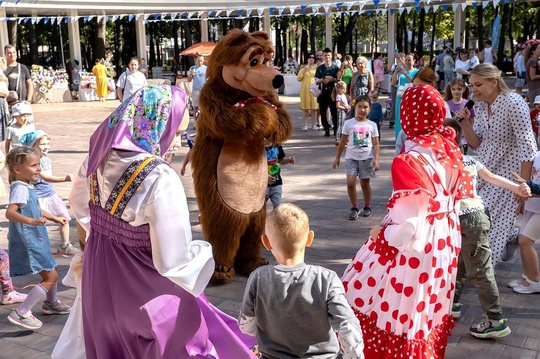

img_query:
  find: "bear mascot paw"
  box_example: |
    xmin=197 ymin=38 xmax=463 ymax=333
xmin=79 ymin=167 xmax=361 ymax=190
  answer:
xmin=191 ymin=29 xmax=293 ymax=280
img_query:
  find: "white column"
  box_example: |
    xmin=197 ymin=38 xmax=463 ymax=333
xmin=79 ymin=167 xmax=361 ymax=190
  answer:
xmin=453 ymin=6 xmax=464 ymax=49
xmin=262 ymin=9 xmax=271 ymax=34
xmin=67 ymin=12 xmax=82 ymax=67
xmin=135 ymin=17 xmax=147 ymax=61
xmin=325 ymin=12 xmax=332 ymax=49
xmin=0 ymin=9 xmax=9 ymax=51
xmin=200 ymin=12 xmax=208 ymax=42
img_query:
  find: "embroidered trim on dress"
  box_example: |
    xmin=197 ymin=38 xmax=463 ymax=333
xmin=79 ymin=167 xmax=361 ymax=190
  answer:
xmin=105 ymin=157 xmax=165 ymax=218
xmin=90 ymin=173 xmax=101 ymax=206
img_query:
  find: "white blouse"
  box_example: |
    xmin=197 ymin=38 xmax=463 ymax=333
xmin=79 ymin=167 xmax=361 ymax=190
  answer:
xmin=69 ymin=150 xmax=214 ymax=297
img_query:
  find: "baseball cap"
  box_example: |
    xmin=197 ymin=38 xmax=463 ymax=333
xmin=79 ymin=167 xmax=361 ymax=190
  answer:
xmin=534 ymin=95 xmax=540 ymax=105
xmin=20 ymin=130 xmax=48 ymax=148
xmin=11 ymin=102 xmax=33 ymax=117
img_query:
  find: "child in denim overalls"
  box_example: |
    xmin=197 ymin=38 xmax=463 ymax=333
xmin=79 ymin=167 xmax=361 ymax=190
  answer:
xmin=5 ymin=146 xmax=71 ymax=330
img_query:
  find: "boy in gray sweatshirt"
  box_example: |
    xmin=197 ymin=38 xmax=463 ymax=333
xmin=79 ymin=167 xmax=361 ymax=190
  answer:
xmin=238 ymin=203 xmax=364 ymax=359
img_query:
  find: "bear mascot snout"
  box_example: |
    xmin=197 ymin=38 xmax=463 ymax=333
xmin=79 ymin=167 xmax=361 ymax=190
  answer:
xmin=191 ymin=29 xmax=293 ymax=280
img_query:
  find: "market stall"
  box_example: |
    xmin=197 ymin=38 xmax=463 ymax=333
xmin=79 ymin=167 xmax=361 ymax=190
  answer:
xmin=78 ymin=72 xmax=117 ymax=102
xmin=31 ymin=65 xmax=72 ymax=103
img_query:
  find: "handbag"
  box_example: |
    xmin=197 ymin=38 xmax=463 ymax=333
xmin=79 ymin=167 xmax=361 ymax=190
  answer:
xmin=6 ymin=64 xmax=21 ymax=106
xmin=396 ymin=82 xmax=412 ymax=97
xmin=309 ymin=83 xmax=321 ymax=97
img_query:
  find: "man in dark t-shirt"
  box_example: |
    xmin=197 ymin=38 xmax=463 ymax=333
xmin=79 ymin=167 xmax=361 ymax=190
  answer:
xmin=4 ymin=45 xmax=33 ymax=103
xmin=315 ymin=48 xmax=340 ymax=137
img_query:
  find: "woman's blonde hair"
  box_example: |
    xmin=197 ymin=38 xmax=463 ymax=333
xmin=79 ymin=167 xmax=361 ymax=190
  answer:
xmin=5 ymin=146 xmax=39 ymax=184
xmin=470 ymin=63 xmax=510 ymax=94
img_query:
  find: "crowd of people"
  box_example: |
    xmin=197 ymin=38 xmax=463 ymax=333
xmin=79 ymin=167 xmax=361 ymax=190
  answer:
xmin=0 ymin=37 xmax=539 ymax=359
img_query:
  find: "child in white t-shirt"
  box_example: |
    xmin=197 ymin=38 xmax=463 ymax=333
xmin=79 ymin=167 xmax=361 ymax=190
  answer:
xmin=333 ymin=95 xmax=380 ymax=220
xmin=5 ymin=102 xmax=35 ymax=153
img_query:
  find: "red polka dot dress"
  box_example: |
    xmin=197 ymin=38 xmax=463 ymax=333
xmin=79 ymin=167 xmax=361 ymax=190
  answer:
xmin=343 ymin=147 xmax=461 ymax=358
xmin=342 ymin=85 xmax=470 ymax=359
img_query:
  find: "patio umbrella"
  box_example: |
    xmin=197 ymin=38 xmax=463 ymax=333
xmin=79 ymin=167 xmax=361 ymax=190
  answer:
xmin=181 ymin=42 xmax=217 ymax=57
xmin=515 ymin=39 xmax=540 ymax=49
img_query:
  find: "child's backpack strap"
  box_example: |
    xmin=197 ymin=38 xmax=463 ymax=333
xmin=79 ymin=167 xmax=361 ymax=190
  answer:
xmin=104 ymin=156 xmax=166 ymax=218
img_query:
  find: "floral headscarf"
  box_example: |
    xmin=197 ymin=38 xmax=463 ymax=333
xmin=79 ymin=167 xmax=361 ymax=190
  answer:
xmin=400 ymin=84 xmax=473 ymax=198
xmin=87 ymin=85 xmax=188 ymax=174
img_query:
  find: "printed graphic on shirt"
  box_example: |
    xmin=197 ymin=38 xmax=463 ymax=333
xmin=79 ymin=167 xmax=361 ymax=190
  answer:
xmin=352 ymin=126 xmax=371 ymax=147
xmin=266 ymin=146 xmax=281 ymax=183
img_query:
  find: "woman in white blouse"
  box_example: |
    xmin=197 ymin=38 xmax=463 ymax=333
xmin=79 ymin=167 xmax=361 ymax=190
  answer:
xmin=458 ymin=64 xmax=537 ymax=267
xmin=66 ymin=85 xmax=256 ymax=359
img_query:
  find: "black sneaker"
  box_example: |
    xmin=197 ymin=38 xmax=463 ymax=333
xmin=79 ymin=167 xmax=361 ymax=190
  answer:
xmin=324 ymin=130 xmax=330 ymax=137
xmin=349 ymin=207 xmax=359 ymax=220
xmin=361 ymin=207 xmax=372 ymax=217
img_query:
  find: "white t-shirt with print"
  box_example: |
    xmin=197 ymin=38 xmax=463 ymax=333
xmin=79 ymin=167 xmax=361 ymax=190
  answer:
xmin=459 ymin=155 xmax=485 ymax=216
xmin=341 ymin=118 xmax=378 ymax=161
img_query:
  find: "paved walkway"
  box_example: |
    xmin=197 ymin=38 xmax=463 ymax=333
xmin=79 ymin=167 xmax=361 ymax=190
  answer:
xmin=0 ymin=94 xmax=539 ymax=359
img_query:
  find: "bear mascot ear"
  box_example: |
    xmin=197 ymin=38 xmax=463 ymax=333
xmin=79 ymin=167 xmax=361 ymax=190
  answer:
xmin=226 ymin=31 xmax=249 ymax=46
xmin=250 ymin=31 xmax=270 ymax=41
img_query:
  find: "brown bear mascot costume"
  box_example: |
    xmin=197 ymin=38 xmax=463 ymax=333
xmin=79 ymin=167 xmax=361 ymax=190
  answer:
xmin=191 ymin=29 xmax=293 ymax=280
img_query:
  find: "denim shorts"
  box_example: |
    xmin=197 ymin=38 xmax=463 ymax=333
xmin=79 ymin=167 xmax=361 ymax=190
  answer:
xmin=345 ymin=158 xmax=375 ymax=179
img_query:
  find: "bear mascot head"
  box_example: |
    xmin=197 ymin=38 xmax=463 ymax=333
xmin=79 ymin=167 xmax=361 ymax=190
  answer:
xmin=191 ymin=29 xmax=293 ymax=280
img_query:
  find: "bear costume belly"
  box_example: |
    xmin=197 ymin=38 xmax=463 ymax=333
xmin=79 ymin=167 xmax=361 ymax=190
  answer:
xmin=217 ymin=142 xmax=267 ymax=214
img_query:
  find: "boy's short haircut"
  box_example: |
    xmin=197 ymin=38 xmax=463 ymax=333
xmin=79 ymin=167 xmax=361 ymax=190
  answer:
xmin=368 ymin=90 xmax=379 ymax=99
xmin=266 ymin=203 xmax=309 ymax=257
xmin=354 ymin=95 xmax=372 ymax=109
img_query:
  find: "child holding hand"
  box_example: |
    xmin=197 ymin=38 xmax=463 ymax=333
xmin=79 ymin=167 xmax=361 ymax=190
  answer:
xmin=20 ymin=130 xmax=79 ymax=255
xmin=239 ymin=203 xmax=364 ymax=359
xmin=5 ymin=146 xmax=71 ymax=331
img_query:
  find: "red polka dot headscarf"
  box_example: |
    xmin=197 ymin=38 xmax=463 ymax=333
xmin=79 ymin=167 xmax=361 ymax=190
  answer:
xmin=400 ymin=84 xmax=473 ymax=198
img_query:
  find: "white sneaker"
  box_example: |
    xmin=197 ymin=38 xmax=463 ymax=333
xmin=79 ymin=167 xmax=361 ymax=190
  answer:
xmin=57 ymin=243 xmax=81 ymax=255
xmin=508 ymin=274 xmax=528 ymax=288
xmin=302 ymin=126 xmax=308 ymax=131
xmin=513 ymin=279 xmax=540 ymax=294
xmin=312 ymin=125 xmax=319 ymax=131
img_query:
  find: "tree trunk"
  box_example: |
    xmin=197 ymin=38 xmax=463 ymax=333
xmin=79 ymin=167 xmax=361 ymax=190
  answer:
xmin=498 ymin=4 xmax=509 ymax=63
xmin=275 ymin=22 xmax=283 ymax=67
xmin=401 ymin=12 xmax=408 ymax=53
xmin=25 ymin=23 xmax=39 ymax=64
xmin=464 ymin=8 xmax=470 ymax=49
xmin=149 ymin=23 xmax=156 ymax=67
xmin=115 ymin=20 xmax=123 ymax=78
xmin=536 ymin=4 xmax=540 ymax=39
xmin=411 ymin=11 xmax=417 ymax=53
xmin=95 ymin=18 xmax=106 ymax=59
xmin=477 ymin=6 xmax=484 ymax=51
xmin=508 ymin=4 xmax=514 ymax=59
xmin=309 ymin=17 xmax=317 ymax=55
xmin=301 ymin=26 xmax=308 ymax=63
xmin=336 ymin=13 xmax=358 ymax=56
xmin=417 ymin=9 xmax=426 ymax=56
xmin=7 ymin=20 xmax=17 ymax=47
xmin=430 ymin=9 xmax=436 ymax=66
xmin=172 ymin=22 xmax=180 ymax=59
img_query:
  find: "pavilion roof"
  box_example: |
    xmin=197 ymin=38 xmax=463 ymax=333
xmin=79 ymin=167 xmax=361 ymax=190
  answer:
xmin=1 ymin=0 xmax=510 ymax=20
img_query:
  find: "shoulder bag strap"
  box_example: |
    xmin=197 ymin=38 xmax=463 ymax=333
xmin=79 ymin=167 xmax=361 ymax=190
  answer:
xmin=16 ymin=64 xmax=21 ymax=98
